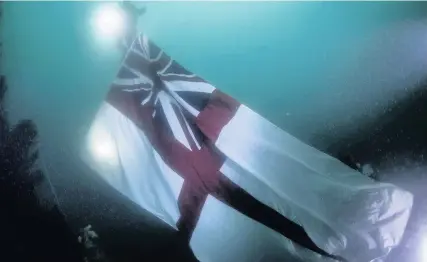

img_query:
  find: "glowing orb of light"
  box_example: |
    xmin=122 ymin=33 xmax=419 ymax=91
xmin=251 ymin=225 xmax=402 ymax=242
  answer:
xmin=87 ymin=122 xmax=119 ymax=166
xmin=91 ymin=3 xmax=125 ymax=41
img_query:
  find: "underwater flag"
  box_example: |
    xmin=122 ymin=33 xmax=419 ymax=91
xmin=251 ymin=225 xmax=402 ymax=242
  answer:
xmin=82 ymin=33 xmax=413 ymax=262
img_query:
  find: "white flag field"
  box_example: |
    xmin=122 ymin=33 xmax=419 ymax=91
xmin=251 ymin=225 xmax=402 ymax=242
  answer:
xmin=81 ymin=33 xmax=413 ymax=262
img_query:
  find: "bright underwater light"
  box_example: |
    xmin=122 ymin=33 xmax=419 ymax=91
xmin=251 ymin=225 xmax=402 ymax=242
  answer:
xmin=87 ymin=122 xmax=119 ymax=167
xmin=91 ymin=3 xmax=125 ymax=42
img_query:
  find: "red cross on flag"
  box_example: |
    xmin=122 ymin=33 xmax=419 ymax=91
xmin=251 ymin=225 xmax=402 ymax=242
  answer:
xmin=82 ymin=33 xmax=413 ymax=262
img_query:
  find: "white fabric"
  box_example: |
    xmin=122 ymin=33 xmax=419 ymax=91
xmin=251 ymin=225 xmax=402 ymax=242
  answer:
xmin=216 ymin=105 xmax=414 ymax=262
xmin=191 ymin=194 xmax=336 ymax=262
xmin=82 ymin=102 xmax=413 ymax=262
xmin=82 ymin=102 xmax=184 ymax=228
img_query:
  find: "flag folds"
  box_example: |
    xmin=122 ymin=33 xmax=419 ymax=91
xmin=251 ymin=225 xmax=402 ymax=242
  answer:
xmin=82 ymin=33 xmax=413 ymax=262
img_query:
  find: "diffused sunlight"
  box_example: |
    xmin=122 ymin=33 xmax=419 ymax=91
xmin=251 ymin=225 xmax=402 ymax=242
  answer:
xmin=88 ymin=122 xmax=119 ymax=167
xmin=91 ymin=3 xmax=125 ymax=42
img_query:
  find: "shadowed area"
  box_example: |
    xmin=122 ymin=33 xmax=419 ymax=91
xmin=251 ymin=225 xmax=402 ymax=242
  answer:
xmin=329 ymin=81 xmax=427 ymax=262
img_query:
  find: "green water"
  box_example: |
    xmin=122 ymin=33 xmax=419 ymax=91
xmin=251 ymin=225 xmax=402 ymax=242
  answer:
xmin=2 ymin=2 xmax=427 ymax=257
xmin=4 ymin=2 xmax=427 ymax=150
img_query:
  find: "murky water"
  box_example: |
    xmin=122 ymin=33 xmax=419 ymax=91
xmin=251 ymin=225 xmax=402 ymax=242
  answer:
xmin=2 ymin=2 xmax=427 ymax=261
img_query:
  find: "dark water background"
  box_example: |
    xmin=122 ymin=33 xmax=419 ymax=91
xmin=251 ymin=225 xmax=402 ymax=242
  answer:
xmin=2 ymin=1 xmax=427 ymax=261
